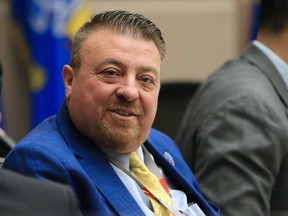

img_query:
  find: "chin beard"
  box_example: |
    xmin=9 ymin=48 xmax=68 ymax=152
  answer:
xmin=90 ymin=118 xmax=143 ymax=153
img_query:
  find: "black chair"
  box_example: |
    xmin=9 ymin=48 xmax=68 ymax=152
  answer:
xmin=0 ymin=134 xmax=15 ymax=158
xmin=0 ymin=135 xmax=15 ymax=167
xmin=0 ymin=63 xmax=16 ymax=165
xmin=152 ymin=82 xmax=200 ymax=140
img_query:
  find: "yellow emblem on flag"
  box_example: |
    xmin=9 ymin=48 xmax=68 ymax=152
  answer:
xmin=66 ymin=1 xmax=91 ymax=39
xmin=29 ymin=64 xmax=46 ymax=92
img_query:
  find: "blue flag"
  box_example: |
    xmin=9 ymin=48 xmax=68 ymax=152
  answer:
xmin=250 ymin=1 xmax=260 ymax=40
xmin=10 ymin=0 xmax=90 ymax=127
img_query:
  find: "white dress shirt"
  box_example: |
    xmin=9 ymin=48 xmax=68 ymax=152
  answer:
xmin=102 ymin=146 xmax=204 ymax=216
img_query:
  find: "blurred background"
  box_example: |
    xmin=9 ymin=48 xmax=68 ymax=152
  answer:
xmin=0 ymin=0 xmax=259 ymax=142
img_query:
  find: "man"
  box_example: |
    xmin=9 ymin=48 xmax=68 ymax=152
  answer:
xmin=176 ymin=0 xmax=288 ymax=215
xmin=0 ymin=63 xmax=81 ymax=216
xmin=3 ymin=10 xmax=219 ymax=215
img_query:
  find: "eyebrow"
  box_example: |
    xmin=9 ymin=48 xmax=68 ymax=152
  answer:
xmin=95 ymin=58 xmax=160 ymax=76
xmin=96 ymin=58 xmax=123 ymax=69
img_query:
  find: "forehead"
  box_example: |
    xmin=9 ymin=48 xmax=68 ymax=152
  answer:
xmin=84 ymin=28 xmax=157 ymax=49
xmin=79 ymin=28 xmax=161 ymax=64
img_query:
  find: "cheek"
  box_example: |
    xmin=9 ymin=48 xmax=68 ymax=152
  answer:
xmin=139 ymin=94 xmax=158 ymax=142
xmin=72 ymin=84 xmax=102 ymax=110
xmin=143 ymin=92 xmax=159 ymax=121
xmin=69 ymin=84 xmax=104 ymax=131
xmin=69 ymin=81 xmax=95 ymax=113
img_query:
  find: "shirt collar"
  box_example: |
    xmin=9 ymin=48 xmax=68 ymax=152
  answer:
xmin=253 ymin=40 xmax=288 ymax=89
xmin=101 ymin=146 xmax=144 ymax=171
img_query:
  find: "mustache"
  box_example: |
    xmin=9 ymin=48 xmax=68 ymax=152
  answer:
xmin=105 ymin=100 xmax=144 ymax=116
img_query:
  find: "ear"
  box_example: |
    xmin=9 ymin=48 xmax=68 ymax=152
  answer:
xmin=62 ymin=65 xmax=74 ymax=103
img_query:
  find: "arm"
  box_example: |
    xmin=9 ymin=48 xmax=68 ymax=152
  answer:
xmin=193 ymin=94 xmax=288 ymax=216
xmin=3 ymin=142 xmax=73 ymax=185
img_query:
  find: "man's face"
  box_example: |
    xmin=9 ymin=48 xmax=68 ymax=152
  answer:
xmin=63 ymin=28 xmax=161 ymax=153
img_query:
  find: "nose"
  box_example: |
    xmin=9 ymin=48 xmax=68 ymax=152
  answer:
xmin=116 ymin=80 xmax=139 ymax=102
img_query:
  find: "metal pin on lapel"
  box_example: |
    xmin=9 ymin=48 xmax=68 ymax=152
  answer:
xmin=163 ymin=152 xmax=175 ymax=166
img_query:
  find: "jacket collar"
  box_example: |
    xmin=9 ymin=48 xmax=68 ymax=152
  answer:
xmin=241 ymin=42 xmax=288 ymax=108
xmin=145 ymin=129 xmax=220 ymax=215
xmin=56 ymin=104 xmax=145 ymax=216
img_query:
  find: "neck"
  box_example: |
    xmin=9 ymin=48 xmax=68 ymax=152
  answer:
xmin=257 ymin=29 xmax=288 ymax=63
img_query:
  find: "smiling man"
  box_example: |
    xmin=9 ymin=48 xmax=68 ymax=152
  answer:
xmin=4 ymin=10 xmax=219 ymax=216
xmin=64 ymin=27 xmax=160 ymax=154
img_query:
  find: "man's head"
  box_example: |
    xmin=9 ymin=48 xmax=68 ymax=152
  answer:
xmin=63 ymin=10 xmax=165 ymax=153
xmin=70 ymin=10 xmax=166 ymax=70
xmin=258 ymin=0 xmax=288 ymax=33
xmin=257 ymin=0 xmax=288 ymax=63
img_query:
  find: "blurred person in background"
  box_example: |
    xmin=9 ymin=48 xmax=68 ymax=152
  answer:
xmin=176 ymin=0 xmax=288 ymax=215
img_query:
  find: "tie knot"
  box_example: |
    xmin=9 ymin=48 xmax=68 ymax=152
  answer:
xmin=129 ymin=151 xmax=143 ymax=169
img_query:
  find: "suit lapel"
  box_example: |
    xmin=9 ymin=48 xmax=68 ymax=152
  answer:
xmin=242 ymin=43 xmax=288 ymax=109
xmin=144 ymin=130 xmax=218 ymax=215
xmin=78 ymin=150 xmax=145 ymax=215
xmin=56 ymin=105 xmax=145 ymax=216
xmin=144 ymin=140 xmax=203 ymax=198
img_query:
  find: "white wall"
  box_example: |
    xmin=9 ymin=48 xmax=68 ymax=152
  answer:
xmin=88 ymin=0 xmax=253 ymax=82
xmin=0 ymin=0 xmax=254 ymax=141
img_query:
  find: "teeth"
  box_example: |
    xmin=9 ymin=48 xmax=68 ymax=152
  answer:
xmin=116 ymin=110 xmax=132 ymax=116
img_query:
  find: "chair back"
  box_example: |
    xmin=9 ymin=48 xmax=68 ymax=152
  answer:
xmin=152 ymin=82 xmax=200 ymax=140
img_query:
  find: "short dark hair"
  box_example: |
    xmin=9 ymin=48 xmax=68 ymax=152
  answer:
xmin=258 ymin=0 xmax=288 ymax=33
xmin=70 ymin=10 xmax=166 ymax=69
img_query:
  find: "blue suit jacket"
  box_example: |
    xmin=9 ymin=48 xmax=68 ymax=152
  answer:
xmin=4 ymin=104 xmax=219 ymax=216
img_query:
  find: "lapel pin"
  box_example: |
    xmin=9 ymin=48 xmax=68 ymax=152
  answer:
xmin=163 ymin=152 xmax=175 ymax=166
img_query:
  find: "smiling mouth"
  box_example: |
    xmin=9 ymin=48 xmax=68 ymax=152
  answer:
xmin=115 ymin=109 xmax=134 ymax=116
xmin=109 ymin=108 xmax=137 ymax=117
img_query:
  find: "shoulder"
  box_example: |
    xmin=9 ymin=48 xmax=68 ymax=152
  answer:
xmin=148 ymin=128 xmax=179 ymax=151
xmin=8 ymin=115 xmax=69 ymax=158
xmin=148 ymin=128 xmax=175 ymax=142
xmin=20 ymin=115 xmax=59 ymax=143
xmin=186 ymin=56 xmax=281 ymax=124
xmin=3 ymin=116 xmax=76 ymax=179
xmin=147 ymin=128 xmax=185 ymax=165
xmin=204 ymin=58 xmax=271 ymax=99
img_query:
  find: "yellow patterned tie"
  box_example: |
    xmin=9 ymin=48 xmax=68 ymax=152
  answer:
xmin=129 ymin=151 xmax=174 ymax=216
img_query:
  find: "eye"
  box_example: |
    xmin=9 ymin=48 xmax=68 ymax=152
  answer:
xmin=96 ymin=68 xmax=122 ymax=84
xmin=139 ymin=73 xmax=159 ymax=90
xmin=141 ymin=76 xmax=155 ymax=84
xmin=102 ymin=69 xmax=119 ymax=76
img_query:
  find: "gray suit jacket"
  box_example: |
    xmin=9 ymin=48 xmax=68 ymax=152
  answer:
xmin=0 ymin=168 xmax=82 ymax=216
xmin=176 ymin=42 xmax=288 ymax=216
